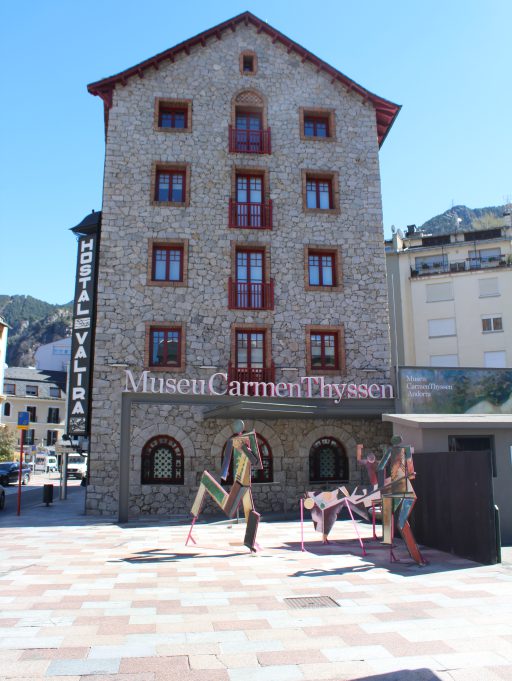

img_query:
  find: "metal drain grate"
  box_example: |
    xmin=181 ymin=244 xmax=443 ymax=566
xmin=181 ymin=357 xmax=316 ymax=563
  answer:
xmin=284 ymin=596 xmax=340 ymax=609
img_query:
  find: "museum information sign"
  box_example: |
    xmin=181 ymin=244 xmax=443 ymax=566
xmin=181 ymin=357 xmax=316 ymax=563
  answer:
xmin=399 ymin=367 xmax=512 ymax=414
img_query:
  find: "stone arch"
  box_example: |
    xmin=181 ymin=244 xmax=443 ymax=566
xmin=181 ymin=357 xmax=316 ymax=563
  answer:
xmin=299 ymin=424 xmax=359 ymax=486
xmin=131 ymin=419 xmax=195 ymax=486
xmin=230 ymin=88 xmax=268 ymax=129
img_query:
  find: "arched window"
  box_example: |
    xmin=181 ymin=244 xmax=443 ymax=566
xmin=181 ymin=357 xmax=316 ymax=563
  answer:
xmin=229 ymin=90 xmax=270 ymax=154
xmin=309 ymin=437 xmax=348 ymax=482
xmin=221 ymin=432 xmax=273 ymax=484
xmin=141 ymin=435 xmax=184 ymax=485
xmin=4 ymin=402 xmax=10 ymax=417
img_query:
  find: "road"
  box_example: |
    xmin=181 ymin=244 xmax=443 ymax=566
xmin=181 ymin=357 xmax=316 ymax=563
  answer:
xmin=1 ymin=473 xmax=81 ymax=516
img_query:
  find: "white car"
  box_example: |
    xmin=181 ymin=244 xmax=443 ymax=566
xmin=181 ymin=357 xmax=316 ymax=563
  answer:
xmin=67 ymin=454 xmax=87 ymax=479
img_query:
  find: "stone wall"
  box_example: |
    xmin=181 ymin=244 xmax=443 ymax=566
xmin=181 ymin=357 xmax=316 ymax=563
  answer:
xmin=87 ymin=23 xmax=393 ymax=516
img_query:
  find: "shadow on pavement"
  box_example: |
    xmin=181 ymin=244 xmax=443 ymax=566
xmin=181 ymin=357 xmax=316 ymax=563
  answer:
xmin=282 ymin=539 xmax=481 ymax=575
xmin=111 ymin=548 xmax=248 ymax=563
xmin=352 ymin=670 xmax=444 ymax=681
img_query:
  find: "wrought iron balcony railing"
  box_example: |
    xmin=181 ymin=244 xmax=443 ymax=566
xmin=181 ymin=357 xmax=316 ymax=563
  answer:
xmin=228 ymin=198 xmax=273 ymax=229
xmin=228 ymin=125 xmax=272 ymax=154
xmin=228 ymin=278 xmax=274 ymax=310
xmin=410 ymin=255 xmax=511 ymax=278
xmin=227 ymin=363 xmax=276 ymax=385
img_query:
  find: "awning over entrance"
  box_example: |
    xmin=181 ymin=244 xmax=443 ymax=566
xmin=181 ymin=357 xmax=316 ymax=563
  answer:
xmin=203 ymin=395 xmax=396 ymax=419
xmin=383 ymin=413 xmax=512 ymax=430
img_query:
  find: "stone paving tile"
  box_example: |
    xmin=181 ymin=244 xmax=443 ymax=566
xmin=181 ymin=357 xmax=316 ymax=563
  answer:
xmin=118 ymin=655 xmax=189 ymax=674
xmin=217 ymin=653 xmax=258 ymax=668
xmin=257 ymin=649 xmax=327 ymax=665
xmin=228 ymin=666 xmax=302 ymax=681
xmin=188 ymin=653 xmax=226 ymax=669
xmin=47 ymin=658 xmax=121 ymax=676
xmin=19 ymin=647 xmax=89 ymax=661
xmin=299 ymin=660 xmax=375 ymax=680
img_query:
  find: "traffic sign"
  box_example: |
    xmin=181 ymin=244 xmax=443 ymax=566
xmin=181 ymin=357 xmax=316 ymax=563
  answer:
xmin=17 ymin=411 xmax=29 ymax=430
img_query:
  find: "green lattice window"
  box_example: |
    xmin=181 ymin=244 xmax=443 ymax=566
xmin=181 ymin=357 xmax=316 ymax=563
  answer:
xmin=309 ymin=437 xmax=348 ymax=482
xmin=141 ymin=435 xmax=184 ymax=485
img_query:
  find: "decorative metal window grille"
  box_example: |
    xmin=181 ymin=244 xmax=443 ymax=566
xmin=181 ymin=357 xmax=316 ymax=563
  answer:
xmin=309 ymin=437 xmax=348 ymax=482
xmin=141 ymin=435 xmax=184 ymax=485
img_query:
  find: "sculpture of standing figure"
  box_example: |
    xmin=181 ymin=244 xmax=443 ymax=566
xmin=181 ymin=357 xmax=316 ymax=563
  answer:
xmin=378 ymin=435 xmax=425 ymax=565
xmin=187 ymin=420 xmax=262 ymax=551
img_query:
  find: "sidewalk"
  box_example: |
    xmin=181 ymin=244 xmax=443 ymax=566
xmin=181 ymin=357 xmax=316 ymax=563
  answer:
xmin=1 ymin=490 xmax=512 ymax=681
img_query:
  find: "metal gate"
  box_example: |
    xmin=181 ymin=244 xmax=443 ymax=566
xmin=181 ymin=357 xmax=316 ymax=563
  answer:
xmin=411 ymin=450 xmax=500 ymax=565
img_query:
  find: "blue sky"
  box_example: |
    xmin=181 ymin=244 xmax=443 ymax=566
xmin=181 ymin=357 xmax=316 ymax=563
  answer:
xmin=1 ymin=0 xmax=510 ymax=304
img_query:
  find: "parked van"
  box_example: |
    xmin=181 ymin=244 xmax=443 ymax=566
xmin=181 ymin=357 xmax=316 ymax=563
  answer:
xmin=34 ymin=454 xmax=58 ymax=473
xmin=67 ymin=454 xmax=87 ymax=480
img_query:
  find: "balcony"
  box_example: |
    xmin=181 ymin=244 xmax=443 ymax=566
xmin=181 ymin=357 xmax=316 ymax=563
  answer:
xmin=410 ymin=255 xmax=511 ymax=278
xmin=228 ymin=363 xmax=276 ymax=385
xmin=229 ymin=125 xmax=271 ymax=154
xmin=229 ymin=198 xmax=273 ymax=229
xmin=228 ymin=278 xmax=274 ymax=310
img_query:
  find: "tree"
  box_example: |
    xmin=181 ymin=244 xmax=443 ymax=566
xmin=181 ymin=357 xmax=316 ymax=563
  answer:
xmin=0 ymin=426 xmax=17 ymax=461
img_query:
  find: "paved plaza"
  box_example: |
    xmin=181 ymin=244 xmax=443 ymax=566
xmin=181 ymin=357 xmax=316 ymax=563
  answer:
xmin=1 ymin=487 xmax=512 ymax=681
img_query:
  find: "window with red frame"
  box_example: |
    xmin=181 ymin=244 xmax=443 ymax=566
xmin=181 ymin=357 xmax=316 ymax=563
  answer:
xmin=310 ymin=332 xmax=338 ymax=370
xmin=308 ymin=251 xmax=336 ymax=286
xmin=152 ymin=245 xmax=183 ymax=282
xmin=158 ymin=107 xmax=187 ymax=129
xmin=304 ymin=115 xmax=329 ymax=138
xmin=221 ymin=432 xmax=273 ymax=484
xmin=236 ymin=331 xmax=265 ymax=369
xmin=242 ymin=55 xmax=255 ymax=73
xmin=236 ymin=249 xmax=264 ymax=308
xmin=155 ymin=170 xmax=185 ymax=203
xmin=150 ymin=327 xmax=181 ymax=367
xmin=306 ymin=177 xmax=332 ymax=209
xmin=141 ymin=435 xmax=184 ymax=485
xmin=235 ymin=174 xmax=264 ymax=227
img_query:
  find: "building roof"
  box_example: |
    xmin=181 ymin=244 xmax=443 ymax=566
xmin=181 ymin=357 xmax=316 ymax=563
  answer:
xmin=87 ymin=11 xmax=400 ymax=147
xmin=5 ymin=367 xmax=67 ymax=392
xmin=383 ymin=413 xmax=512 ymax=429
xmin=71 ymin=210 xmax=101 ymax=236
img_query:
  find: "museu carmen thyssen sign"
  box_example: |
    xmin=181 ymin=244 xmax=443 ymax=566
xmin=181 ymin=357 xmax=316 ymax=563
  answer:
xmin=124 ymin=370 xmax=394 ymax=404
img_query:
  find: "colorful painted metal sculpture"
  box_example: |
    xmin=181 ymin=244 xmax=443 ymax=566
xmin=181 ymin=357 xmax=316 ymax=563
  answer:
xmin=186 ymin=420 xmax=262 ymax=551
xmin=345 ymin=436 xmax=425 ymax=565
xmin=377 ymin=435 xmax=424 ymax=564
xmin=301 ymin=488 xmax=366 ymax=554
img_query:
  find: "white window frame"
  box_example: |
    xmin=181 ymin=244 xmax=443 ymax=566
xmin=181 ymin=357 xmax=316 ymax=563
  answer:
xmin=481 ymin=315 xmax=503 ymax=333
xmin=484 ymin=351 xmax=506 ymax=368
xmin=430 ymin=354 xmax=459 ymax=367
xmin=428 ymin=318 xmax=456 ymax=338
xmin=478 ymin=277 xmax=499 ymax=298
xmin=426 ymin=282 xmax=454 ymax=303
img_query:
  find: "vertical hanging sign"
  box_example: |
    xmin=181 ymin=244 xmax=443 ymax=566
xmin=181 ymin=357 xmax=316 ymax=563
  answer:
xmin=67 ymin=232 xmax=98 ymax=436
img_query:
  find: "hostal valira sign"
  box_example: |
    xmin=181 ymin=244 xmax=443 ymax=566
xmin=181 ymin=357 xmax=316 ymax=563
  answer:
xmin=67 ymin=232 xmax=99 ymax=435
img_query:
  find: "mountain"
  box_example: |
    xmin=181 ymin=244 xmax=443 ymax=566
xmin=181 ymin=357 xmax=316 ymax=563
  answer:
xmin=419 ymin=204 xmax=508 ymax=235
xmin=0 ymin=295 xmax=72 ymax=367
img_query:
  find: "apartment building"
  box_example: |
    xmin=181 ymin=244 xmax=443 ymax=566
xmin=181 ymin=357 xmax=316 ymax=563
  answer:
xmin=2 ymin=367 xmax=67 ymax=447
xmin=386 ymin=222 xmax=512 ymax=368
xmin=83 ymin=11 xmax=400 ymax=518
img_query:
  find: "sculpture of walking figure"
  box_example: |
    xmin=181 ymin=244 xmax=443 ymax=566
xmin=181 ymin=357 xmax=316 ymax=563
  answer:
xmin=186 ymin=420 xmax=262 ymax=551
xmin=378 ymin=435 xmax=425 ymax=565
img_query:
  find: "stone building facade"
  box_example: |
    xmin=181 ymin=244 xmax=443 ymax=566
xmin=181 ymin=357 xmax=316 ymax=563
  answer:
xmin=84 ymin=12 xmax=399 ymax=518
